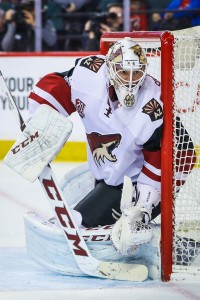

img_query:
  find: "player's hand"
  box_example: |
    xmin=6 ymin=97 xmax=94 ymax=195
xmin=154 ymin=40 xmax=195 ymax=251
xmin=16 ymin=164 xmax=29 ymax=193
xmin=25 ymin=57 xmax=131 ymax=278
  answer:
xmin=136 ymin=184 xmax=160 ymax=224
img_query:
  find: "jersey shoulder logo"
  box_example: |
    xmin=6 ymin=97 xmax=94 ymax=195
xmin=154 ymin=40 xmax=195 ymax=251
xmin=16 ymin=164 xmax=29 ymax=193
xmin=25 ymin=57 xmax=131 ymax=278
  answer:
xmin=75 ymin=99 xmax=86 ymax=118
xmin=80 ymin=56 xmax=105 ymax=73
xmin=142 ymin=98 xmax=163 ymax=121
xmin=86 ymin=132 xmax=121 ymax=166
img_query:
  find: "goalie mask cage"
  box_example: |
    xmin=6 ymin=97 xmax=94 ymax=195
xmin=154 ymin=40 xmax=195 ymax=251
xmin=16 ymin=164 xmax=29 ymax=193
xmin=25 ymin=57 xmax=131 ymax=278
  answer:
xmin=100 ymin=28 xmax=200 ymax=281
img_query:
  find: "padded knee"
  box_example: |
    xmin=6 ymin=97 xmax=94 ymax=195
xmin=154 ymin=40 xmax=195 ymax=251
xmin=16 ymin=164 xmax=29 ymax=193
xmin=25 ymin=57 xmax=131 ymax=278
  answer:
xmin=74 ymin=181 xmax=122 ymax=227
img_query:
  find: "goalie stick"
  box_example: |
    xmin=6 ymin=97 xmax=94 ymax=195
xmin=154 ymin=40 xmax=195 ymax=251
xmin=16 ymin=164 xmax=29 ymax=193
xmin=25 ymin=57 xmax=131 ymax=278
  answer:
xmin=0 ymin=71 xmax=148 ymax=282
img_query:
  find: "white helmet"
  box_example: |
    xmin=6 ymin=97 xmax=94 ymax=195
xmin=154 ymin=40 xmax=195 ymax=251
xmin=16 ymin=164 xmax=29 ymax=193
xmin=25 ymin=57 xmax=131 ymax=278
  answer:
xmin=106 ymin=37 xmax=147 ymax=108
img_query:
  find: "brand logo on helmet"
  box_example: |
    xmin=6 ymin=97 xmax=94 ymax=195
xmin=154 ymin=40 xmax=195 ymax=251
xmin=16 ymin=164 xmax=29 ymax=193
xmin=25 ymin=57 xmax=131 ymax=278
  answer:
xmin=142 ymin=98 xmax=163 ymax=121
xmin=131 ymin=44 xmax=147 ymax=65
xmin=80 ymin=56 xmax=105 ymax=73
xmin=86 ymin=132 xmax=121 ymax=166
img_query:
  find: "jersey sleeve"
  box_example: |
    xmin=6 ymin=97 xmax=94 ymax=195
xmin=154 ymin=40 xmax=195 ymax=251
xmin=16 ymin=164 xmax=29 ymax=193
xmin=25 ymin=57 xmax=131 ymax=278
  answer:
xmin=137 ymin=149 xmax=161 ymax=191
xmin=135 ymin=84 xmax=163 ymax=191
xmin=28 ymin=72 xmax=76 ymax=117
xmin=137 ymin=126 xmax=162 ymax=191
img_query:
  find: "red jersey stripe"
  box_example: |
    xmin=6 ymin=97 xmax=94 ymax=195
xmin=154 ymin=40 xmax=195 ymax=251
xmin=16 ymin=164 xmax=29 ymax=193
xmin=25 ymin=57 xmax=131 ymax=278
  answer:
xmin=141 ymin=165 xmax=161 ymax=182
xmin=142 ymin=149 xmax=161 ymax=169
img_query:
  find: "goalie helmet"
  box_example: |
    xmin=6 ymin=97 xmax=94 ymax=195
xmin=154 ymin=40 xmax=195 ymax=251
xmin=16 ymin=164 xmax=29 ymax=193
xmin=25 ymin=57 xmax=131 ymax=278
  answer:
xmin=106 ymin=37 xmax=147 ymax=108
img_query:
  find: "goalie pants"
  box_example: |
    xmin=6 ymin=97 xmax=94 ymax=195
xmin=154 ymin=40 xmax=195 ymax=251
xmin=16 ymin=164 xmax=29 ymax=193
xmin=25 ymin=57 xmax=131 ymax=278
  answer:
xmin=74 ymin=180 xmax=161 ymax=227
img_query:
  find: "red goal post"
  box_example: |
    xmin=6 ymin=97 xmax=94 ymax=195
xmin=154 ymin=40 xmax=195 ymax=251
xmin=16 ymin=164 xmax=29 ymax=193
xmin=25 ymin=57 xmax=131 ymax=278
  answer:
xmin=100 ymin=29 xmax=200 ymax=281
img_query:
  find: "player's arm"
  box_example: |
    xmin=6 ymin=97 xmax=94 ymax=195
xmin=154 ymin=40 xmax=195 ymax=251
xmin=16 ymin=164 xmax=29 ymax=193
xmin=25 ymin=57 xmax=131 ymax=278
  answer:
xmin=138 ymin=124 xmax=162 ymax=188
xmin=28 ymin=71 xmax=76 ymax=117
xmin=130 ymin=89 xmax=163 ymax=223
xmin=133 ymin=122 xmax=162 ymax=224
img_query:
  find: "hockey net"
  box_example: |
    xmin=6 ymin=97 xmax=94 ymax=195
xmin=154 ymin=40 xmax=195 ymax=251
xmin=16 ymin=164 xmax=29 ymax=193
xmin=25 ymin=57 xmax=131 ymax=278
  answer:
xmin=100 ymin=28 xmax=200 ymax=281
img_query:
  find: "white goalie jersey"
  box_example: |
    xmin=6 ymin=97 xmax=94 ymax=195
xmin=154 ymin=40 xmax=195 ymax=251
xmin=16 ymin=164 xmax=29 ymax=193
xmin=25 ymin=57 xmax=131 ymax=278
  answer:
xmin=28 ymin=55 xmax=163 ymax=191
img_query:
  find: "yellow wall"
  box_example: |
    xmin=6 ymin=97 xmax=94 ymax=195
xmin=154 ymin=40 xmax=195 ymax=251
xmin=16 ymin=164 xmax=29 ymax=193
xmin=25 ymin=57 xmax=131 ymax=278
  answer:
xmin=0 ymin=140 xmax=87 ymax=162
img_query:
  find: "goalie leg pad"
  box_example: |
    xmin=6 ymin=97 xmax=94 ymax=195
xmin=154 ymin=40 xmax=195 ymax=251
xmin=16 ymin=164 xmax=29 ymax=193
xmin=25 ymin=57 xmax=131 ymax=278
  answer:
xmin=4 ymin=104 xmax=73 ymax=182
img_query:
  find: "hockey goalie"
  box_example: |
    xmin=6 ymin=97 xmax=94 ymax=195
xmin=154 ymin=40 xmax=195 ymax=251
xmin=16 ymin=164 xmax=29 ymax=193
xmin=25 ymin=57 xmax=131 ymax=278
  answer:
xmin=3 ymin=37 xmax=197 ymax=280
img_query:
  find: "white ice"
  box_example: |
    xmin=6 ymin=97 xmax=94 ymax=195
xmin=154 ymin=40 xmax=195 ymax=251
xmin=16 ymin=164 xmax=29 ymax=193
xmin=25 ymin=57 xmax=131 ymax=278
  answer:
xmin=0 ymin=161 xmax=200 ymax=300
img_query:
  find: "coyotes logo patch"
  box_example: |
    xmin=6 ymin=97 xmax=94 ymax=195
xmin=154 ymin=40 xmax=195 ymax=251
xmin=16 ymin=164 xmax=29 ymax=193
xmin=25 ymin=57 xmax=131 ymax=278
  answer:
xmin=142 ymin=98 xmax=163 ymax=121
xmin=86 ymin=132 xmax=121 ymax=166
xmin=80 ymin=56 xmax=105 ymax=73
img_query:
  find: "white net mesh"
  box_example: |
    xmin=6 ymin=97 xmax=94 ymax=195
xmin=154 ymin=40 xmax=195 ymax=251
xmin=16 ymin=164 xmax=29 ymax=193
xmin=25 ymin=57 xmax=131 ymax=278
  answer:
xmin=131 ymin=32 xmax=200 ymax=276
xmin=172 ymin=31 xmax=200 ymax=272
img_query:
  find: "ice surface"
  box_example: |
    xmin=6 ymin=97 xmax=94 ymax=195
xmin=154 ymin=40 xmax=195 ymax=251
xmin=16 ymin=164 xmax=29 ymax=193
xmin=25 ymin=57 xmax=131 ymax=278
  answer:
xmin=0 ymin=161 xmax=200 ymax=300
